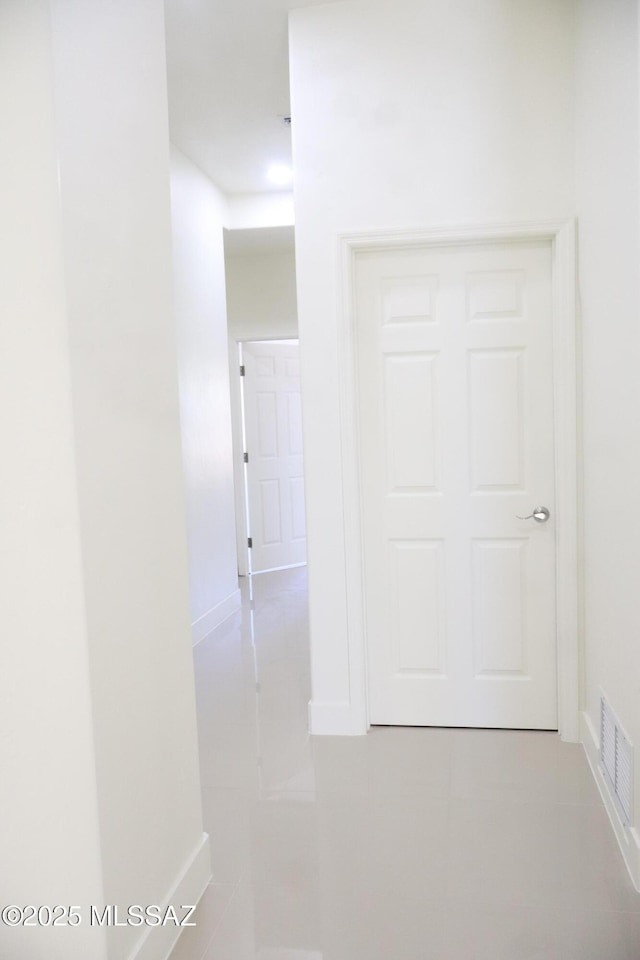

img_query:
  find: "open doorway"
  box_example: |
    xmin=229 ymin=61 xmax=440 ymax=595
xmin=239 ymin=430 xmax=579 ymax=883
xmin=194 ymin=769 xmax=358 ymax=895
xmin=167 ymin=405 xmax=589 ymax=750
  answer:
xmin=236 ymin=338 xmax=306 ymax=575
xmin=224 ymin=225 xmax=306 ymax=578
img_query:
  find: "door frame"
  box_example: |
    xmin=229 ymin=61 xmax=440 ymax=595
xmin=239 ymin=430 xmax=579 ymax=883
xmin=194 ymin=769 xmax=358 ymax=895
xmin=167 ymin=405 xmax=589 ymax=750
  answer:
xmin=337 ymin=220 xmax=580 ymax=741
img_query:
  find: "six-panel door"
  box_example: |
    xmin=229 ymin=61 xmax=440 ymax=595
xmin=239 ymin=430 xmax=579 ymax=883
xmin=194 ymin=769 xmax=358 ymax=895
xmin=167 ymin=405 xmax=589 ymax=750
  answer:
xmin=356 ymin=241 xmax=557 ymax=729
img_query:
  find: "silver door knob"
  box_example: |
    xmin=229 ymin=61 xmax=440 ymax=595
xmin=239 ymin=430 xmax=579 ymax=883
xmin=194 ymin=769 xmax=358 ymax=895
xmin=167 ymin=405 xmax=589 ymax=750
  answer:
xmin=516 ymin=506 xmax=550 ymax=523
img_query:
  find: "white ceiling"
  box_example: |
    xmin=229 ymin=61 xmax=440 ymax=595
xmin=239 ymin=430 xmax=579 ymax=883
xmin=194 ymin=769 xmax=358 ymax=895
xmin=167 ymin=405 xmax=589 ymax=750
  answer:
xmin=164 ymin=0 xmax=343 ymax=196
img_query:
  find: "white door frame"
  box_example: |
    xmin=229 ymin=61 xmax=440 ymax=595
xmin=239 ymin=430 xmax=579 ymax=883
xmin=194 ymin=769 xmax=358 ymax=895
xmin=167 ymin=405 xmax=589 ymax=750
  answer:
xmin=337 ymin=220 xmax=580 ymax=741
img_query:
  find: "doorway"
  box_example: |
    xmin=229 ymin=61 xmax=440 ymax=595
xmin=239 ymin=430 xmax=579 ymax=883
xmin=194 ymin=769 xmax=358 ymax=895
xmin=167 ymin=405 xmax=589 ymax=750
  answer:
xmin=337 ymin=222 xmax=579 ymax=738
xmin=359 ymin=239 xmax=558 ymax=728
xmin=234 ymin=339 xmax=306 ymax=575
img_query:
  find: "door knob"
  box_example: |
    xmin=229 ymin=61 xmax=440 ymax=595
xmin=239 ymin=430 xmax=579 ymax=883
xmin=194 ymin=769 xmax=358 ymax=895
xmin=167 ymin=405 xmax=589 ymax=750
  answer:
xmin=516 ymin=506 xmax=550 ymax=523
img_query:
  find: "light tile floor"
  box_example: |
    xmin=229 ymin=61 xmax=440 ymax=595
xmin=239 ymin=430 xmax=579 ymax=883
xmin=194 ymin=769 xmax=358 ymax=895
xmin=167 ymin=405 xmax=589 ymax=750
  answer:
xmin=169 ymin=567 xmax=640 ymax=960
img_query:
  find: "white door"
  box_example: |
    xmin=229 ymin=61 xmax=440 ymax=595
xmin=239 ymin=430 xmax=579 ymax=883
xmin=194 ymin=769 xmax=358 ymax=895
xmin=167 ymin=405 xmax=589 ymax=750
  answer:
xmin=357 ymin=240 xmax=557 ymax=729
xmin=242 ymin=341 xmax=306 ymax=573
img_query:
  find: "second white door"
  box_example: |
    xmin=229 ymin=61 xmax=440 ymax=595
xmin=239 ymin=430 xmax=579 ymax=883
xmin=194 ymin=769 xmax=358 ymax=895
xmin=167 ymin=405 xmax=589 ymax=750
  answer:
xmin=356 ymin=240 xmax=557 ymax=729
xmin=243 ymin=340 xmax=306 ymax=573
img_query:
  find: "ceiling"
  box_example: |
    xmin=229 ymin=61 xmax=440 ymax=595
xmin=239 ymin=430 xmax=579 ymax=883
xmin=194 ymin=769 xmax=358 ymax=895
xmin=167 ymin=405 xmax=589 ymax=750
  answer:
xmin=164 ymin=0 xmax=344 ymax=196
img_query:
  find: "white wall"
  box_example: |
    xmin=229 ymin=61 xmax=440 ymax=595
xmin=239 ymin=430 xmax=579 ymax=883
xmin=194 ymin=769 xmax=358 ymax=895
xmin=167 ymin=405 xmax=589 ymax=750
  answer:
xmin=0 ymin=4 xmax=107 ymax=957
xmin=289 ymin=0 xmax=576 ymax=733
xmin=575 ymin=0 xmax=640 ymax=882
xmin=0 ymin=3 xmax=210 ymax=959
xmin=171 ymin=145 xmax=241 ymax=641
xmin=226 ymin=191 xmax=295 ymax=229
xmin=226 ymin=251 xmax=298 ymax=341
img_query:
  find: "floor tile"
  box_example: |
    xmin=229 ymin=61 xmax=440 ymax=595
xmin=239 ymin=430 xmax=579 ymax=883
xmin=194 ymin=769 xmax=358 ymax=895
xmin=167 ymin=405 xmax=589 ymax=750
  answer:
xmin=450 ymin=727 xmax=561 ymax=803
xmin=367 ymin=724 xmax=453 ymax=798
xmin=555 ymin=740 xmax=604 ymax=805
xmin=200 ymin=882 xmax=256 ymax=960
xmin=553 ymin=802 xmax=640 ymax=914
xmin=438 ymin=902 xmax=640 ymax=960
xmin=200 ymin=787 xmax=252 ymax=884
xmin=169 ymin=566 xmax=640 ymax=960
xmin=168 ymin=882 xmax=237 ymax=960
xmin=310 ymin=734 xmax=370 ymax=797
xmin=446 ymin=798 xmax=565 ymax=910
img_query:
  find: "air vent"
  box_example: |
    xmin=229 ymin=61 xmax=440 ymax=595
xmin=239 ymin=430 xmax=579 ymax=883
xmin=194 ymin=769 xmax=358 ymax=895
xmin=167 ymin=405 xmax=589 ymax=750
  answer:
xmin=600 ymin=695 xmax=633 ymax=825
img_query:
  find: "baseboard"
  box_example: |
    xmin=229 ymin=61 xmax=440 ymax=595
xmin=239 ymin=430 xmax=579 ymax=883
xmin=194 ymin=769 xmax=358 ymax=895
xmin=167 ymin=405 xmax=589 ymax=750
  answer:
xmin=192 ymin=588 xmax=241 ymax=646
xmin=308 ymin=699 xmax=368 ymax=736
xmin=581 ymin=711 xmax=640 ymax=892
xmin=123 ymin=832 xmax=211 ymax=960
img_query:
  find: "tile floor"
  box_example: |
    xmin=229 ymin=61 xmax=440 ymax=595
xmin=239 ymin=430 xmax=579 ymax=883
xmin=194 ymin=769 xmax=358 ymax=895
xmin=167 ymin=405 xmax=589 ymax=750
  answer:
xmin=169 ymin=567 xmax=640 ymax=960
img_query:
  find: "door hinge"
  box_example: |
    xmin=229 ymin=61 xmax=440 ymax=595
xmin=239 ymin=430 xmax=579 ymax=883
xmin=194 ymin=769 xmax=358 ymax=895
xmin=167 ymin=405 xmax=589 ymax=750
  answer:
xmin=247 ymin=537 xmax=253 ymax=549
xmin=239 ymin=365 xmax=245 ymax=376
xmin=243 ymin=451 xmax=249 ymax=463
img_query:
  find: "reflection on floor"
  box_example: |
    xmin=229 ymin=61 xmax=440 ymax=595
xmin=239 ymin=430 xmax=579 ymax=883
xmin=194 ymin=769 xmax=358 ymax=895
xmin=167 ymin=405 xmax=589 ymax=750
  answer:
xmin=169 ymin=567 xmax=640 ymax=960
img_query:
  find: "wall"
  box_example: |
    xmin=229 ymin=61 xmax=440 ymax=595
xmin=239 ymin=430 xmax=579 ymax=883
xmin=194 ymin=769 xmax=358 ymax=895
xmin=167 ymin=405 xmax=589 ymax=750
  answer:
xmin=226 ymin=191 xmax=295 ymax=229
xmin=171 ymin=145 xmax=240 ymax=641
xmin=575 ymin=0 xmax=640 ymax=884
xmin=226 ymin=251 xmax=298 ymax=341
xmin=289 ymin=0 xmax=576 ymax=733
xmin=49 ymin=2 xmax=209 ymax=958
xmin=0 ymin=3 xmax=107 ymax=956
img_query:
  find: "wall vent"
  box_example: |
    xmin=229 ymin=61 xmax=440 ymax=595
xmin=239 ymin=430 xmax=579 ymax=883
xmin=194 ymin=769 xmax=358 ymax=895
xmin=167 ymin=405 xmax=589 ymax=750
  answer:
xmin=600 ymin=695 xmax=633 ymax=826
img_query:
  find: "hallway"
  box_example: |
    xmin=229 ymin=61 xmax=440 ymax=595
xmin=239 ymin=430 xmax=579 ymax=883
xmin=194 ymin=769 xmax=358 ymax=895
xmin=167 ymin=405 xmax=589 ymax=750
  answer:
xmin=169 ymin=568 xmax=640 ymax=960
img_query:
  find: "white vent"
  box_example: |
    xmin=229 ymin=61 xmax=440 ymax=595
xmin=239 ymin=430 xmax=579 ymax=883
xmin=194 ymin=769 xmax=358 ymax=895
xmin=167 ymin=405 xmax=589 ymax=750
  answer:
xmin=600 ymin=695 xmax=634 ymax=825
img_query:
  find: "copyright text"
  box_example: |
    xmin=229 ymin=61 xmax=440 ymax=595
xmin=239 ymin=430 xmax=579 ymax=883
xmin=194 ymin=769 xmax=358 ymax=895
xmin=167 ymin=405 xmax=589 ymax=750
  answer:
xmin=1 ymin=905 xmax=197 ymax=927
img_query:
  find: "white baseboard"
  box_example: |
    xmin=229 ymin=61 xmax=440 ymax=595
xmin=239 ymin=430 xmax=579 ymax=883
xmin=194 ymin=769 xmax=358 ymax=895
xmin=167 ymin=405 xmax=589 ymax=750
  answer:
xmin=192 ymin=588 xmax=241 ymax=646
xmin=127 ymin=832 xmax=211 ymax=960
xmin=581 ymin=711 xmax=640 ymax=892
xmin=308 ymin=699 xmax=368 ymax=736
